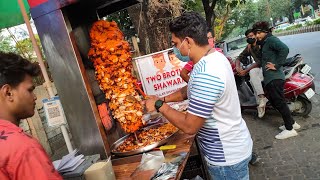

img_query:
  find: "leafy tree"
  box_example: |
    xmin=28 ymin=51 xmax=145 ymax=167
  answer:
xmin=0 ymin=30 xmax=48 ymax=85
xmin=236 ymin=0 xmax=259 ymax=29
xmin=0 ymin=36 xmax=17 ymax=53
xmin=218 ymin=8 xmax=242 ymax=40
xmin=212 ymin=0 xmax=261 ymax=40
xmin=271 ymin=0 xmax=294 ymax=23
xmin=214 ymin=0 xmax=246 ymax=40
xmin=214 ymin=1 xmax=232 ymax=40
xmin=15 ymin=35 xmax=45 ymax=62
xmin=183 ymin=0 xmax=204 ymax=13
xmin=105 ymin=9 xmax=136 ymax=39
xmin=222 ymin=0 xmax=296 ymax=39
xmin=256 ymin=0 xmax=294 ymax=24
xmin=201 ymin=0 xmax=246 ymax=35
xmin=256 ymin=0 xmax=272 ymax=22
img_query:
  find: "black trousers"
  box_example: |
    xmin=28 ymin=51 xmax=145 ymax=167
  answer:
xmin=265 ymin=79 xmax=294 ymax=130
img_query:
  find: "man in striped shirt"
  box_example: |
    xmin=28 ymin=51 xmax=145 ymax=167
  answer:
xmin=144 ymin=12 xmax=253 ymax=180
xmin=180 ymin=28 xmax=223 ymax=83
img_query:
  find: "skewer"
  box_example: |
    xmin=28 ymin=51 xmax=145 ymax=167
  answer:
xmin=134 ymin=132 xmax=139 ymax=144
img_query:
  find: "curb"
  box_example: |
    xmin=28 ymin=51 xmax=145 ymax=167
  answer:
xmin=274 ymin=24 xmax=320 ymax=37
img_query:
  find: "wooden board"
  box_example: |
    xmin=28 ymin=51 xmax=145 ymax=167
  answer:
xmin=112 ymin=130 xmax=195 ymax=179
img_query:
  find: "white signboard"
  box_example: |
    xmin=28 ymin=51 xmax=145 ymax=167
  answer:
xmin=134 ymin=48 xmax=187 ymax=97
xmin=42 ymin=96 xmax=66 ymax=127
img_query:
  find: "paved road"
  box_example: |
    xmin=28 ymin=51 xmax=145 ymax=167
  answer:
xmin=279 ymin=32 xmax=320 ymax=93
xmin=248 ymin=32 xmax=320 ymax=180
xmin=247 ymin=96 xmax=320 ymax=180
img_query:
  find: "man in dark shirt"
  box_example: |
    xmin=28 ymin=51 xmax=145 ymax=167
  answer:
xmin=0 ymin=52 xmax=62 ymax=179
xmin=236 ymin=29 xmax=268 ymax=118
xmin=252 ymin=22 xmax=300 ymax=140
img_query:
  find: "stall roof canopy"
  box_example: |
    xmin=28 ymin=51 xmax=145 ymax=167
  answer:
xmin=75 ymin=0 xmax=140 ymax=9
xmin=77 ymin=0 xmax=141 ymax=18
xmin=0 ymin=0 xmax=30 ymax=29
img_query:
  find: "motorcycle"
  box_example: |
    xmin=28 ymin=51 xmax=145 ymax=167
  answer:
xmin=232 ymin=54 xmax=315 ymax=117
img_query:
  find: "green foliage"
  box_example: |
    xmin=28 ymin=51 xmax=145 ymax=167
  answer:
xmin=313 ymin=18 xmax=320 ymax=25
xmin=201 ymin=0 xmax=245 ymax=37
xmin=220 ymin=0 xmax=258 ymax=39
xmin=255 ymin=0 xmax=293 ymax=23
xmin=221 ymin=0 xmax=305 ymax=39
xmin=285 ymin=24 xmax=302 ymax=30
xmin=274 ymin=29 xmax=284 ymax=33
xmin=210 ymin=0 xmax=246 ymax=40
xmin=0 ymin=30 xmax=45 ymax=62
xmin=183 ymin=0 xmax=204 ymax=13
xmin=105 ymin=9 xmax=136 ymax=38
xmin=0 ymin=36 xmax=17 ymax=53
xmin=305 ymin=21 xmax=314 ymax=26
xmin=270 ymin=0 xmax=293 ymax=22
xmin=15 ymin=35 xmax=44 ymax=62
xmin=237 ymin=1 xmax=259 ymax=29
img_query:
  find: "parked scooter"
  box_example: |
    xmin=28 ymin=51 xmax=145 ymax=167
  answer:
xmin=233 ymin=54 xmax=315 ymax=117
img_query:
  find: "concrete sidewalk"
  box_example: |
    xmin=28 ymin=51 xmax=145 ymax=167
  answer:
xmin=275 ymin=24 xmax=320 ymax=37
xmin=246 ymin=94 xmax=320 ymax=180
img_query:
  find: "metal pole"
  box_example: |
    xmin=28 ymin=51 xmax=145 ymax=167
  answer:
xmin=61 ymin=125 xmax=73 ymax=153
xmin=17 ymin=0 xmax=54 ymax=97
xmin=17 ymin=0 xmax=73 ymax=153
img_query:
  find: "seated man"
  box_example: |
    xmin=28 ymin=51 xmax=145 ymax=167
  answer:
xmin=235 ymin=29 xmax=268 ymax=118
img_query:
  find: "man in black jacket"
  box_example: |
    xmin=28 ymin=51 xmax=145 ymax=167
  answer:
xmin=252 ymin=21 xmax=300 ymax=140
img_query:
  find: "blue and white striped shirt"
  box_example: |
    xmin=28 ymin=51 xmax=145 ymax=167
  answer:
xmin=188 ymin=51 xmax=252 ymax=166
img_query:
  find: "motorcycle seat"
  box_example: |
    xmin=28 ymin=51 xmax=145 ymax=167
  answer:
xmin=284 ymin=54 xmax=301 ymax=67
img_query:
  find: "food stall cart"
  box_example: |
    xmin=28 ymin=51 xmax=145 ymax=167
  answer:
xmin=27 ymin=0 xmax=207 ymax=178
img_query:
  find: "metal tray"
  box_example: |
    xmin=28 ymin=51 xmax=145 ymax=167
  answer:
xmin=110 ymin=123 xmax=178 ymax=157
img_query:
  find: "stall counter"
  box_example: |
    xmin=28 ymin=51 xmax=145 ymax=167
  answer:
xmin=112 ymin=130 xmax=196 ymax=179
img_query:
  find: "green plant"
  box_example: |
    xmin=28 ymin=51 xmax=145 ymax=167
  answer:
xmin=313 ymin=18 xmax=320 ymax=25
xmin=305 ymin=21 xmax=314 ymax=26
xmin=275 ymin=29 xmax=284 ymax=33
xmin=285 ymin=24 xmax=302 ymax=30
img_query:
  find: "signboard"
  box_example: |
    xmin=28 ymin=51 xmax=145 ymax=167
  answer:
xmin=42 ymin=96 xmax=66 ymax=127
xmin=134 ymin=48 xmax=187 ymax=97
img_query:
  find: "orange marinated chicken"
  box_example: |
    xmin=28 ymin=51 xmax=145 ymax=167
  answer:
xmin=88 ymin=20 xmax=143 ymax=133
xmin=114 ymin=123 xmax=178 ymax=152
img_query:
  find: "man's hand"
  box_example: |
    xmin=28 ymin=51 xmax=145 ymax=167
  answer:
xmin=236 ymin=66 xmax=248 ymax=76
xmin=142 ymin=96 xmax=159 ymax=112
xmin=238 ymin=69 xmax=248 ymax=76
xmin=266 ymin=62 xmax=276 ymax=71
xmin=236 ymin=67 xmax=243 ymax=73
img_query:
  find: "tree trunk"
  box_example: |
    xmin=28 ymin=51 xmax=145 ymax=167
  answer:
xmin=217 ymin=4 xmax=231 ymax=40
xmin=202 ymin=0 xmax=217 ymax=36
xmin=127 ymin=4 xmax=150 ymax=55
xmin=127 ymin=1 xmax=182 ymax=55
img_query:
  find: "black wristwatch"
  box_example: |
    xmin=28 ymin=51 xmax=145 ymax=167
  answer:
xmin=155 ymin=100 xmax=164 ymax=112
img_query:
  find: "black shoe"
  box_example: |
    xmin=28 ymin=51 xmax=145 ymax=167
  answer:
xmin=249 ymin=152 xmax=260 ymax=165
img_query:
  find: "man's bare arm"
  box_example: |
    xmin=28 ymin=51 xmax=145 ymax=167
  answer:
xmin=159 ymin=103 xmax=205 ymax=135
xmin=180 ymin=69 xmax=190 ymax=83
xmin=162 ymin=86 xmax=188 ymax=102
